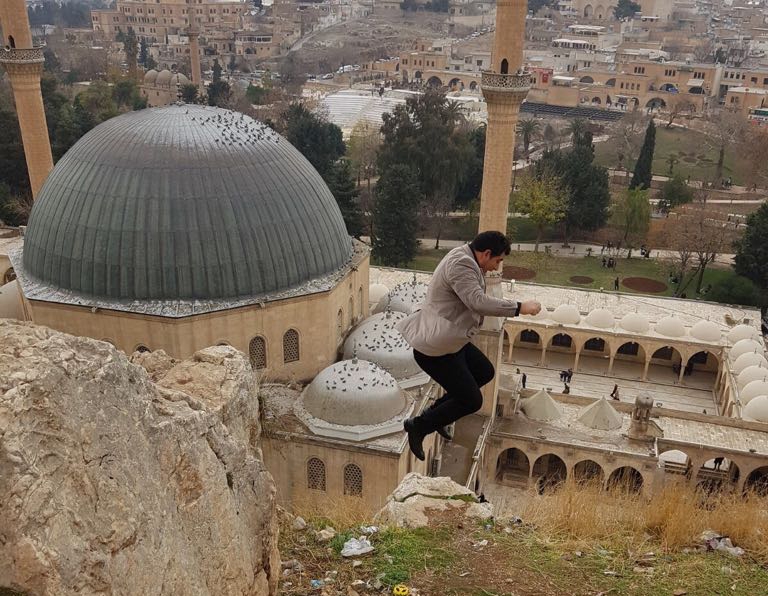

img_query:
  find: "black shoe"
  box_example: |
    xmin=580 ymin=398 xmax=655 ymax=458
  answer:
xmin=436 ymin=425 xmax=453 ymax=441
xmin=404 ymin=417 xmax=425 ymax=461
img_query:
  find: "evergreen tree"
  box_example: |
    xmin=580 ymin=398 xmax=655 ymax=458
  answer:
xmin=657 ymin=173 xmax=693 ymax=213
xmin=372 ymin=165 xmax=421 ymax=267
xmin=630 ymin=119 xmax=656 ymax=190
xmin=213 ymin=59 xmax=223 ymax=83
xmin=535 ymin=145 xmax=610 ymax=245
xmin=734 ymin=202 xmax=768 ymax=290
xmin=139 ymin=37 xmax=149 ymax=66
xmin=282 ymin=103 xmax=345 ymax=180
xmin=327 ymin=159 xmax=364 ymax=238
xmin=181 ymin=83 xmax=199 ymax=104
xmin=610 ymin=187 xmax=650 ymax=246
xmin=614 ymin=0 xmax=641 ymax=19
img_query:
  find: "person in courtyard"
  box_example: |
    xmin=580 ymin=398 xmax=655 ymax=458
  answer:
xmin=516 ymin=368 xmax=527 ymax=388
xmin=397 ymin=231 xmax=542 ymax=460
xmin=614 ymin=277 xmax=620 ymax=291
xmin=563 ymin=383 xmax=570 ymax=394
xmin=566 ymin=368 xmax=573 ymax=383
xmin=610 ymin=384 xmax=620 ymax=400
xmin=713 ymin=457 xmax=724 ymax=470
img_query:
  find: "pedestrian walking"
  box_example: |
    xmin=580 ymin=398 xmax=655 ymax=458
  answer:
xmin=614 ymin=276 xmax=620 ymax=291
xmin=566 ymin=368 xmax=573 ymax=383
xmin=397 ymin=231 xmax=542 ymax=460
xmin=516 ymin=367 xmax=527 ymax=388
xmin=610 ymin=384 xmax=619 ymax=400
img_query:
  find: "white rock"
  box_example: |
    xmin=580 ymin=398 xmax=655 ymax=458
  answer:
xmin=292 ymin=516 xmax=308 ymax=531
xmin=316 ymin=527 xmax=337 ymax=542
xmin=0 ymin=320 xmax=279 ymax=595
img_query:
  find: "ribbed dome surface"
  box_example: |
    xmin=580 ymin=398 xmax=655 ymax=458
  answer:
xmin=23 ymin=105 xmax=351 ymax=301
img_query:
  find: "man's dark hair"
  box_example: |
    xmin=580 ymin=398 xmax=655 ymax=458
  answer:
xmin=470 ymin=231 xmax=511 ymax=257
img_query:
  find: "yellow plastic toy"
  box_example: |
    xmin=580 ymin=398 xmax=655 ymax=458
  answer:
xmin=392 ymin=585 xmax=410 ymax=596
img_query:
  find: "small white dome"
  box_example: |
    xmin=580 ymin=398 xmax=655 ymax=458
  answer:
xmin=733 ymin=351 xmax=768 ymax=374
xmin=730 ymin=338 xmax=764 ymax=361
xmin=144 ymin=69 xmax=159 ymax=84
xmin=586 ymin=308 xmax=614 ymax=329
xmin=155 ymin=69 xmax=173 ymax=86
xmin=742 ymin=395 xmax=768 ymax=423
xmin=376 ymin=279 xmax=428 ymax=315
xmin=740 ymin=380 xmax=768 ymax=404
xmin=737 ymin=364 xmax=768 ymax=390
xmin=552 ymin=304 xmax=581 ymax=325
xmin=727 ymin=324 xmax=761 ymax=343
xmin=343 ymin=311 xmax=423 ymax=382
xmin=620 ymin=312 xmax=650 ymax=333
xmin=690 ymin=320 xmax=721 ymax=342
xmin=655 ymin=316 xmax=686 ymax=338
xmin=170 ymin=72 xmax=190 ymax=87
xmin=302 ymin=359 xmax=406 ymax=426
xmin=0 ymin=279 xmax=24 ymax=320
xmin=368 ymin=283 xmax=389 ymax=306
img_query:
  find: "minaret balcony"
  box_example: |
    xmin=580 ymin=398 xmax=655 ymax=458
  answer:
xmin=0 ymin=46 xmax=45 ymax=66
xmin=480 ymin=70 xmax=532 ymax=94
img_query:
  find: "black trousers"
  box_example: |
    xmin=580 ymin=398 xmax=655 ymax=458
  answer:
xmin=413 ymin=343 xmax=495 ymax=433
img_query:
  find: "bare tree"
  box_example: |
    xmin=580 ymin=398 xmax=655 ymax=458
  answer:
xmin=740 ymin=127 xmax=768 ymax=190
xmin=607 ymin=110 xmax=649 ymax=174
xmin=692 ymin=39 xmax=716 ymax=63
xmin=663 ymin=197 xmax=736 ymax=295
xmin=348 ymin=121 xmax=381 ymax=192
xmin=703 ymin=110 xmax=747 ymax=187
xmin=665 ymin=97 xmax=696 ymax=129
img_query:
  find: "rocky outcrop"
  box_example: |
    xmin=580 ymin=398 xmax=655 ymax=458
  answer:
xmin=0 ymin=320 xmax=279 ymax=596
xmin=375 ymin=473 xmax=493 ymax=528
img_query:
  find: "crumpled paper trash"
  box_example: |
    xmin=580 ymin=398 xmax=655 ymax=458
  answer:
xmin=341 ymin=536 xmax=375 ymax=557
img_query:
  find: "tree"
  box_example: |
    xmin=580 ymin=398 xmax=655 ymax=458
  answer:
xmin=665 ymin=97 xmax=696 ymax=129
xmin=327 ymin=159 xmax=364 ymax=238
xmin=0 ymin=107 xmax=31 ymax=196
xmin=614 ymin=0 xmax=640 ymax=19
xmin=181 ymin=83 xmax=199 ymax=104
xmin=703 ymin=110 xmax=745 ymax=187
xmin=740 ymin=127 xmax=768 ymax=190
xmin=455 ymin=124 xmax=485 ymax=208
xmin=535 ymin=145 xmax=610 ymax=245
xmin=245 ymin=83 xmax=270 ymax=105
xmin=542 ymin=122 xmax=558 ymax=150
xmin=372 ymin=165 xmax=421 ymax=267
xmin=630 ymin=119 xmax=655 ymax=190
xmin=347 ymin=121 xmax=381 ymax=192
xmin=282 ymin=103 xmax=345 ymax=180
xmin=207 ymin=60 xmax=232 ymax=107
xmin=656 ymin=173 xmax=694 ymax=213
xmin=517 ymin=118 xmax=540 ymax=158
xmin=512 ymin=171 xmax=567 ymax=252
xmin=564 ymin=117 xmax=588 ymax=146
xmin=528 ymin=0 xmax=557 ymax=13
xmin=378 ymin=89 xmax=474 ymax=248
xmin=138 ymin=37 xmax=149 ymax=67
xmin=734 ymin=202 xmax=768 ymax=290
xmin=122 ymin=28 xmax=139 ymax=80
xmin=610 ymin=187 xmax=650 ymax=247
xmin=112 ymin=79 xmax=138 ymax=108
xmin=607 ymin=110 xmax=648 ymax=172
xmin=707 ymin=275 xmax=764 ymax=308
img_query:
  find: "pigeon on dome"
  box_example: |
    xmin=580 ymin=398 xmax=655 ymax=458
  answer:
xmin=521 ymin=389 xmax=563 ymax=421
xmin=577 ymin=397 xmax=623 ymax=431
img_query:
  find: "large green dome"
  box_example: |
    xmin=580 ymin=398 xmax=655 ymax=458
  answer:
xmin=22 ymin=104 xmax=351 ymax=301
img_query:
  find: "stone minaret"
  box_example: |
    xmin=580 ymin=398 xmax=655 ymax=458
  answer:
xmin=187 ymin=24 xmax=203 ymax=92
xmin=0 ymin=0 xmax=54 ymax=199
xmin=477 ymin=0 xmax=531 ymax=234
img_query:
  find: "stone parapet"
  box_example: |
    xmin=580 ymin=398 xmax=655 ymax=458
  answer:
xmin=0 ymin=46 xmax=45 ymax=76
xmin=481 ymin=71 xmax=531 ymax=94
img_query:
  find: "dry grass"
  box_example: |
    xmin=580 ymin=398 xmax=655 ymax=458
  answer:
xmin=522 ymin=480 xmax=768 ymax=563
xmin=290 ymin=494 xmax=377 ymax=529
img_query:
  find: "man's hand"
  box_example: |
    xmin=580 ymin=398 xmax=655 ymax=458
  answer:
xmin=519 ymin=301 xmax=542 ymax=316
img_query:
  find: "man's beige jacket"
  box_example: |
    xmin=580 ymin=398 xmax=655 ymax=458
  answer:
xmin=396 ymin=244 xmax=520 ymax=357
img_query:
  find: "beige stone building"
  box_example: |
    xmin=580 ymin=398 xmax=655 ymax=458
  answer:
xmin=141 ymin=68 xmax=190 ymax=105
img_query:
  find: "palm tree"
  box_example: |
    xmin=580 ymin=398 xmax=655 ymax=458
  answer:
xmin=564 ymin=117 xmax=587 ymax=146
xmin=517 ymin=118 xmax=541 ymax=157
xmin=444 ymin=100 xmax=466 ymax=126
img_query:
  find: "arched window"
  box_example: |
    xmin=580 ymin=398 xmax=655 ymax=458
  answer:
xmin=8 ymin=36 xmax=15 ymax=49
xmin=135 ymin=345 xmax=151 ymax=353
xmin=501 ymin=58 xmax=509 ymax=74
xmin=348 ymin=297 xmax=354 ymax=325
xmin=343 ymin=463 xmax=363 ymax=496
xmin=358 ymin=287 xmax=363 ymax=317
xmin=283 ymin=329 xmax=300 ymax=363
xmin=249 ymin=336 xmax=267 ymax=369
xmin=337 ymin=308 xmax=344 ymax=342
xmin=307 ymin=458 xmax=326 ymax=491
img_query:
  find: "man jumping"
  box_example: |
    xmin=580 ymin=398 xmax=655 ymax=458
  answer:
xmin=396 ymin=231 xmax=541 ymax=460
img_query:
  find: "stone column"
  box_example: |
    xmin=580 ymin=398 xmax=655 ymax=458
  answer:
xmin=473 ymin=328 xmax=504 ymax=418
xmin=188 ymin=26 xmax=203 ymax=91
xmin=0 ymin=1 xmax=54 ymax=199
